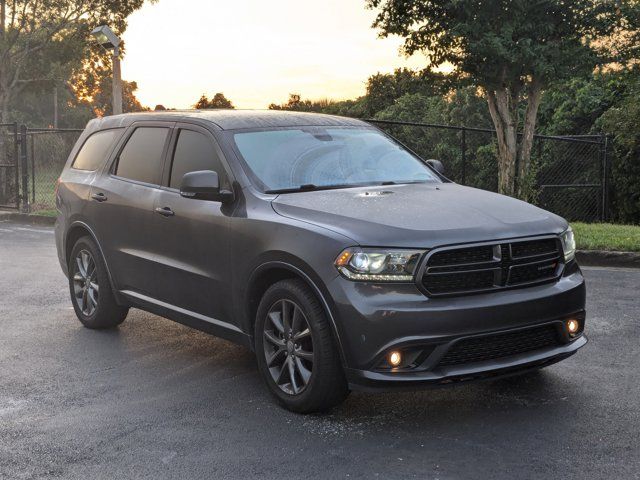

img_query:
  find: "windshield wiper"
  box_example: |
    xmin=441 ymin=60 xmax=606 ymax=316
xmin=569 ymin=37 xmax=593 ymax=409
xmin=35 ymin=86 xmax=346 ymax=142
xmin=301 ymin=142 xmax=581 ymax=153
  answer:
xmin=265 ymin=180 xmax=432 ymax=194
xmin=265 ymin=183 xmax=356 ymax=194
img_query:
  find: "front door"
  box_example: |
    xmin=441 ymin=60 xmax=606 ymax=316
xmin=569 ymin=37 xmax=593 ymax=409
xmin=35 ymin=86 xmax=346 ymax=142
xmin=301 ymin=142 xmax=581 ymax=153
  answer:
xmin=149 ymin=124 xmax=234 ymax=323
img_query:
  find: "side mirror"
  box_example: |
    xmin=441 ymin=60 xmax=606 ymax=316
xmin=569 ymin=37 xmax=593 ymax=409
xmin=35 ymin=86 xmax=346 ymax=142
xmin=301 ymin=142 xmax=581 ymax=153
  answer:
xmin=426 ymin=159 xmax=445 ymax=176
xmin=180 ymin=170 xmax=234 ymax=203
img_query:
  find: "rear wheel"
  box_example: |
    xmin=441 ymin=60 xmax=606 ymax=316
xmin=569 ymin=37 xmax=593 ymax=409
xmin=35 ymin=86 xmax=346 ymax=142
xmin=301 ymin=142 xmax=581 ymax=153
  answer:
xmin=255 ymin=279 xmax=349 ymax=413
xmin=68 ymin=237 xmax=128 ymax=329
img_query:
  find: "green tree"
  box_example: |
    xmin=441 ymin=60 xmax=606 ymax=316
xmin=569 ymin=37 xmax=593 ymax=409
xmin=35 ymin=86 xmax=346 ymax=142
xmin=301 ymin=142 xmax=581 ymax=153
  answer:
xmin=0 ymin=0 xmax=153 ymax=122
xmin=6 ymin=83 xmax=93 ymax=127
xmin=268 ymin=93 xmax=315 ymax=112
xmin=374 ymin=87 xmax=494 ymax=186
xmin=92 ymin=79 xmax=148 ymax=116
xmin=598 ymin=77 xmax=640 ymax=224
xmin=364 ymin=68 xmax=457 ymax=116
xmin=268 ymin=93 xmax=367 ymax=117
xmin=531 ymin=69 xmax=640 ymax=222
xmin=367 ymin=0 xmax=640 ymax=199
xmin=537 ymin=72 xmax=633 ymax=136
xmin=194 ymin=93 xmax=234 ymax=109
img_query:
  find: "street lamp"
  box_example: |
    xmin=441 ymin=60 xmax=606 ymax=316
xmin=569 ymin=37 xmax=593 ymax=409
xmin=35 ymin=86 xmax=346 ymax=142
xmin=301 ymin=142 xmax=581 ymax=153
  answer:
xmin=91 ymin=25 xmax=123 ymax=115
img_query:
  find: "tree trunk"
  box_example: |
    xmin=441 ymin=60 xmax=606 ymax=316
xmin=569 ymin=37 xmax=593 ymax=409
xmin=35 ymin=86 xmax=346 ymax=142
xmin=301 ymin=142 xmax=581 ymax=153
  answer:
xmin=0 ymin=90 xmax=9 ymax=123
xmin=486 ymin=79 xmax=543 ymax=200
xmin=517 ymin=79 xmax=543 ymax=201
xmin=0 ymin=1 xmax=5 ymax=36
xmin=486 ymin=87 xmax=518 ymax=196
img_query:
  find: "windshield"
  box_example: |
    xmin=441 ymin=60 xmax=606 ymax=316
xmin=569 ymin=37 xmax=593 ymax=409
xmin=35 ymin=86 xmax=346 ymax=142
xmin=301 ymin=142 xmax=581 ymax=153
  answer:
xmin=232 ymin=127 xmax=440 ymax=192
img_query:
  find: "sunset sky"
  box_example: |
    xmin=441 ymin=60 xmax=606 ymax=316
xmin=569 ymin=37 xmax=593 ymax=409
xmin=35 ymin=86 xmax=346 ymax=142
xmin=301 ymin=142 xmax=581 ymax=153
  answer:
xmin=120 ymin=0 xmax=428 ymax=109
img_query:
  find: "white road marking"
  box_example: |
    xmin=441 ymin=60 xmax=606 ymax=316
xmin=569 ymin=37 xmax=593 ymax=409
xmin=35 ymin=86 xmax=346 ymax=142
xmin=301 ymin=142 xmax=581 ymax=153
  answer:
xmin=14 ymin=227 xmax=54 ymax=234
xmin=0 ymin=228 xmax=14 ymax=232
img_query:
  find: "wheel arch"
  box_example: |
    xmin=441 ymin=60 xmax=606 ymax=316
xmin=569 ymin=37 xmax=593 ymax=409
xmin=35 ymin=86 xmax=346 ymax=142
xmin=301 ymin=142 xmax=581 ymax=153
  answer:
xmin=245 ymin=261 xmax=347 ymax=366
xmin=65 ymin=221 xmax=119 ymax=298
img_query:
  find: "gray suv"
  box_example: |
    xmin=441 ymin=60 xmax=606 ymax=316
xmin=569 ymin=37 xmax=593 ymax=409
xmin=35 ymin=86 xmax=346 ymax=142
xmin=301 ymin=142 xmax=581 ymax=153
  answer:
xmin=55 ymin=110 xmax=586 ymax=412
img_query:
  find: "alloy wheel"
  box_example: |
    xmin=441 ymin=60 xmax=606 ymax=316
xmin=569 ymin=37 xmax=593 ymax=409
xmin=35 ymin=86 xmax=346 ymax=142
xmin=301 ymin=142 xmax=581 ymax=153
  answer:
xmin=263 ymin=299 xmax=314 ymax=395
xmin=73 ymin=249 xmax=99 ymax=316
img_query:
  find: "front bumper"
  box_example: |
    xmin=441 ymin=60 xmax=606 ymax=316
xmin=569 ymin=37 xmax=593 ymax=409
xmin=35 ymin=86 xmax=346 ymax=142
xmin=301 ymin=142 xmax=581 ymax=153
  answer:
xmin=346 ymin=333 xmax=586 ymax=391
xmin=54 ymin=215 xmax=68 ymax=277
xmin=326 ymin=267 xmax=587 ymax=390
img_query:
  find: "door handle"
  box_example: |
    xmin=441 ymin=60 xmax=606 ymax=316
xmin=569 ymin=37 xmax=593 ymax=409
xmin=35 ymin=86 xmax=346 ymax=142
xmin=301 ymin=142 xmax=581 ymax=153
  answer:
xmin=91 ymin=192 xmax=107 ymax=202
xmin=155 ymin=206 xmax=175 ymax=217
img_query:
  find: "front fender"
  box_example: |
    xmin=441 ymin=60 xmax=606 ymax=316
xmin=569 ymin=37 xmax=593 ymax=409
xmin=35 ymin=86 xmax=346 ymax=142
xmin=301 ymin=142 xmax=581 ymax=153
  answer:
xmin=242 ymin=255 xmax=347 ymax=366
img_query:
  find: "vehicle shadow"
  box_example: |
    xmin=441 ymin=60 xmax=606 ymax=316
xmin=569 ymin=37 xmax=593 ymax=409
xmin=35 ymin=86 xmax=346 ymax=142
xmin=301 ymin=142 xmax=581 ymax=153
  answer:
xmin=61 ymin=310 xmax=584 ymax=443
xmin=290 ymin=346 xmax=583 ymax=442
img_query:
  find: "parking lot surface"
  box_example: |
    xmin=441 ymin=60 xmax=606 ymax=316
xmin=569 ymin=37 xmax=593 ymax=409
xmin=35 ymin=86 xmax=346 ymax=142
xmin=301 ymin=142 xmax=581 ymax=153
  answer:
xmin=1 ymin=221 xmax=639 ymax=479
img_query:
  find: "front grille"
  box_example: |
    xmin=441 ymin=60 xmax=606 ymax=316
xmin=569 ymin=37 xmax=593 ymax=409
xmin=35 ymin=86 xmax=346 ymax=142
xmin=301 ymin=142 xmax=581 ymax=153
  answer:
xmin=429 ymin=245 xmax=494 ymax=266
xmin=421 ymin=237 xmax=562 ymax=296
xmin=511 ymin=238 xmax=558 ymax=258
xmin=437 ymin=325 xmax=561 ymax=367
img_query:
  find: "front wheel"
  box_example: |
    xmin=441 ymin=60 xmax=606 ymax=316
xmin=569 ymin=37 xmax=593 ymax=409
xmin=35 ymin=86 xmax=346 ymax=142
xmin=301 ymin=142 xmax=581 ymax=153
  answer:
xmin=255 ymin=279 xmax=349 ymax=413
xmin=68 ymin=236 xmax=128 ymax=329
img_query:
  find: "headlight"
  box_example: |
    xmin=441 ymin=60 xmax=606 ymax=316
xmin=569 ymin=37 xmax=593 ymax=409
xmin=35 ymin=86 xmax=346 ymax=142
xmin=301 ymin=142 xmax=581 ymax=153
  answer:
xmin=335 ymin=248 xmax=424 ymax=281
xmin=560 ymin=227 xmax=576 ymax=262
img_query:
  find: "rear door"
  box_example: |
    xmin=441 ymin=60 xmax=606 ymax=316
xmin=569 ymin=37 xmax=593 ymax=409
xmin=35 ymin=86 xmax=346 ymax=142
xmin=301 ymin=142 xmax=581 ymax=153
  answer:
xmin=88 ymin=121 xmax=173 ymax=297
xmin=149 ymin=123 xmax=234 ymax=321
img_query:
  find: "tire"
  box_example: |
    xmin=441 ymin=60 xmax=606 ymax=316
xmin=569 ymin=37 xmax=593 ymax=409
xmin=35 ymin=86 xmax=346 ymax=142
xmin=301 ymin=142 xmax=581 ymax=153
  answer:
xmin=255 ymin=279 xmax=349 ymax=413
xmin=68 ymin=236 xmax=128 ymax=329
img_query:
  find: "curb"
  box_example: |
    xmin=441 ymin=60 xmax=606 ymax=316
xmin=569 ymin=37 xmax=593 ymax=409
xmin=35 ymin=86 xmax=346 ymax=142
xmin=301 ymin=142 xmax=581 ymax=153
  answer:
xmin=0 ymin=212 xmax=56 ymax=226
xmin=576 ymin=250 xmax=640 ymax=269
xmin=1 ymin=211 xmax=639 ymax=269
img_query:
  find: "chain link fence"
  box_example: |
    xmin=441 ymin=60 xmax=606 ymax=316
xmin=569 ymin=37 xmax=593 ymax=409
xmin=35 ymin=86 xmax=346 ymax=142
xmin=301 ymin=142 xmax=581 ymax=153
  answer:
xmin=1 ymin=120 xmax=608 ymax=222
xmin=0 ymin=123 xmax=19 ymax=209
xmin=369 ymin=120 xmax=608 ymax=222
xmin=24 ymin=128 xmax=83 ymax=213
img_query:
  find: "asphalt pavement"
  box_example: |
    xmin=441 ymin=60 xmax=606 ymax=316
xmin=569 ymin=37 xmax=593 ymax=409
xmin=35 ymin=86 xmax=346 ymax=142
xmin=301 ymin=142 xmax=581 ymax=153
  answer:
xmin=1 ymin=221 xmax=638 ymax=479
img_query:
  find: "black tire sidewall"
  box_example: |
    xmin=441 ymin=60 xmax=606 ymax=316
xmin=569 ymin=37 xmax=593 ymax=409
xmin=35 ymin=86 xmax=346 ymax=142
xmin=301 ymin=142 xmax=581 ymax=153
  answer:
xmin=68 ymin=237 xmax=125 ymax=329
xmin=255 ymin=279 xmax=347 ymax=412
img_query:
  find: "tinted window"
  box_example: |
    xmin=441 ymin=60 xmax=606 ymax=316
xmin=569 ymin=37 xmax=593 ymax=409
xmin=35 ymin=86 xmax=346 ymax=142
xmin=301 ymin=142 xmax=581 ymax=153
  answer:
xmin=72 ymin=129 xmax=122 ymax=171
xmin=116 ymin=127 xmax=169 ymax=184
xmin=169 ymin=129 xmax=227 ymax=189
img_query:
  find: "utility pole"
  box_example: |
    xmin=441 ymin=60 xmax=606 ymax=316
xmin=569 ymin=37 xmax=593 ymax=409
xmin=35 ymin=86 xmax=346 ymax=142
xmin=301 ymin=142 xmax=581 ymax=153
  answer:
xmin=91 ymin=25 xmax=123 ymax=116
xmin=112 ymin=45 xmax=123 ymax=115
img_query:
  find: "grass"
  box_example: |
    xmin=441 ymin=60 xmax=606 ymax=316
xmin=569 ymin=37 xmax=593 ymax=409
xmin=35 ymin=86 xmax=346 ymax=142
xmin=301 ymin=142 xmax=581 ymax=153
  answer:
xmin=28 ymin=166 xmax=60 ymax=215
xmin=33 ymin=209 xmax=57 ymax=217
xmin=572 ymin=222 xmax=640 ymax=252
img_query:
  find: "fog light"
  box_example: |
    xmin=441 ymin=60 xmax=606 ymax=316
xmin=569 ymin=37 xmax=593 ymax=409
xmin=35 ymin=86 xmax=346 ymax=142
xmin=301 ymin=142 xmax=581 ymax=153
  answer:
xmin=567 ymin=319 xmax=580 ymax=335
xmin=388 ymin=351 xmax=402 ymax=367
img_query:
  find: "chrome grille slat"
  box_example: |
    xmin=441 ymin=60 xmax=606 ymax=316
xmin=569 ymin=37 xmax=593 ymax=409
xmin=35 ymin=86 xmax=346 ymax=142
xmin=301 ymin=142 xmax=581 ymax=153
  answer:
xmin=420 ymin=237 xmax=563 ymax=297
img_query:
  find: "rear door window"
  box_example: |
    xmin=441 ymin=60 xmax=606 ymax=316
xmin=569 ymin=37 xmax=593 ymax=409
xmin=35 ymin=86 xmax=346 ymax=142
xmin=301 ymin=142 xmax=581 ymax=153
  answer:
xmin=72 ymin=129 xmax=122 ymax=171
xmin=115 ymin=127 xmax=170 ymax=185
xmin=169 ymin=129 xmax=227 ymax=189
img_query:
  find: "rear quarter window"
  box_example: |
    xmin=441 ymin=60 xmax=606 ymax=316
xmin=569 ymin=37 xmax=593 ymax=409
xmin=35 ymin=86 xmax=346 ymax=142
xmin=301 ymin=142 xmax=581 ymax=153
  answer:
xmin=72 ymin=128 xmax=123 ymax=171
xmin=115 ymin=127 xmax=170 ymax=185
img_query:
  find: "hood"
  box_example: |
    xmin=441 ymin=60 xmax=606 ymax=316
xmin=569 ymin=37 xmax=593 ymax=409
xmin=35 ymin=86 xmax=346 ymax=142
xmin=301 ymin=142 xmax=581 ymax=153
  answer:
xmin=271 ymin=183 xmax=568 ymax=248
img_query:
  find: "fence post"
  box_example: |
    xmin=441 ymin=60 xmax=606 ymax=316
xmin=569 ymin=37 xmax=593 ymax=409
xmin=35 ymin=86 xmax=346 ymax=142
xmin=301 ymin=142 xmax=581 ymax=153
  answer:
xmin=13 ymin=122 xmax=19 ymax=211
xmin=31 ymin=134 xmax=35 ymax=205
xmin=19 ymin=124 xmax=29 ymax=214
xmin=461 ymin=127 xmax=467 ymax=184
xmin=601 ymin=134 xmax=609 ymax=222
